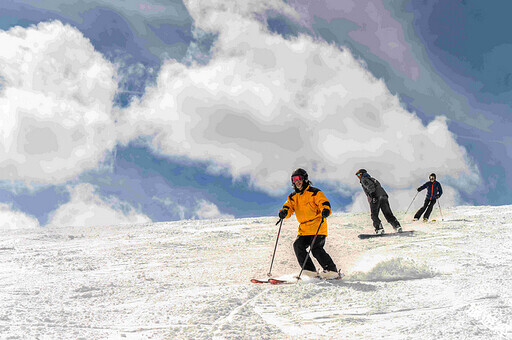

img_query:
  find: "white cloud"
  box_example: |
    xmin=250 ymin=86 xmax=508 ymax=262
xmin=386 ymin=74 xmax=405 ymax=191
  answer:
xmin=185 ymin=0 xmax=300 ymax=28
xmin=0 ymin=203 xmax=41 ymax=230
xmin=118 ymin=1 xmax=479 ymax=201
xmin=47 ymin=184 xmax=151 ymax=227
xmin=0 ymin=21 xmax=117 ymax=183
xmin=194 ymin=200 xmax=234 ymax=220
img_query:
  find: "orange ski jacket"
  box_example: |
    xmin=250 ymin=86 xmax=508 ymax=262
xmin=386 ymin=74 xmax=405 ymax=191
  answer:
xmin=280 ymin=185 xmax=331 ymax=236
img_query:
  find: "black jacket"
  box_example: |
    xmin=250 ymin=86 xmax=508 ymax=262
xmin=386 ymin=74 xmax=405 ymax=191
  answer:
xmin=359 ymin=173 xmax=388 ymax=200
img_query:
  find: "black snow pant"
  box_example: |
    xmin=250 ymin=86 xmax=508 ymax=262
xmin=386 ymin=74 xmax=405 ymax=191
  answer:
xmin=293 ymin=235 xmax=337 ymax=272
xmin=414 ymin=198 xmax=437 ymax=220
xmin=370 ymin=196 xmax=400 ymax=231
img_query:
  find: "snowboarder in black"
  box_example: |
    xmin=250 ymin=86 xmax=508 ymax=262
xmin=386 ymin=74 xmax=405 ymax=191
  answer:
xmin=355 ymin=169 xmax=402 ymax=234
xmin=413 ymin=173 xmax=443 ymax=222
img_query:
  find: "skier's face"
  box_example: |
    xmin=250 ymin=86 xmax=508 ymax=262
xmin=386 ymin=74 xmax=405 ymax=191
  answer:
xmin=292 ymin=176 xmax=304 ymax=190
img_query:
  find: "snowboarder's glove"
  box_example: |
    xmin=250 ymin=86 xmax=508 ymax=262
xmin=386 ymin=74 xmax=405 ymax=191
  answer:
xmin=417 ymin=187 xmax=421 ymax=192
xmin=435 ymin=194 xmax=440 ymax=199
xmin=279 ymin=209 xmax=288 ymax=219
xmin=321 ymin=208 xmax=330 ymax=218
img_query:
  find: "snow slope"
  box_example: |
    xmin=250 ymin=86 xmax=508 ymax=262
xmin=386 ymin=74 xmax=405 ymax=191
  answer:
xmin=0 ymin=205 xmax=511 ymax=339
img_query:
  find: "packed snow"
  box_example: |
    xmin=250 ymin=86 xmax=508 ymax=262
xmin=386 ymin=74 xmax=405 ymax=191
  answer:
xmin=0 ymin=205 xmax=511 ymax=339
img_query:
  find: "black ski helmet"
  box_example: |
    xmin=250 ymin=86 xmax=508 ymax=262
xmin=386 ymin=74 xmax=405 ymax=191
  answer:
xmin=291 ymin=168 xmax=308 ymax=182
xmin=355 ymin=169 xmax=367 ymax=176
xmin=430 ymin=173 xmax=436 ymax=179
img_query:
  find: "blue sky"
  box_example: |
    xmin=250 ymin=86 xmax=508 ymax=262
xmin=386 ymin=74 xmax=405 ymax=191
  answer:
xmin=1 ymin=0 xmax=511 ymax=228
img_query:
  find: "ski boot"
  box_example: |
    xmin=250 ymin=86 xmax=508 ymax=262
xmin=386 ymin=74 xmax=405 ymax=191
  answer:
xmin=319 ymin=269 xmax=344 ymax=280
xmin=393 ymin=223 xmax=403 ymax=233
xmin=301 ymin=270 xmax=319 ymax=279
xmin=374 ymin=223 xmax=384 ymax=235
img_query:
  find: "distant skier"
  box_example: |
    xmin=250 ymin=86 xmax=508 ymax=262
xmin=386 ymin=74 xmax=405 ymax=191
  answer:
xmin=355 ymin=169 xmax=402 ymax=234
xmin=413 ymin=173 xmax=443 ymax=222
xmin=278 ymin=168 xmax=340 ymax=279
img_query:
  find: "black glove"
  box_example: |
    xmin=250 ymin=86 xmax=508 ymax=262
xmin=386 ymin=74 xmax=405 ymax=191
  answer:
xmin=435 ymin=194 xmax=440 ymax=199
xmin=279 ymin=209 xmax=288 ymax=219
xmin=417 ymin=187 xmax=421 ymax=192
xmin=321 ymin=208 xmax=330 ymax=218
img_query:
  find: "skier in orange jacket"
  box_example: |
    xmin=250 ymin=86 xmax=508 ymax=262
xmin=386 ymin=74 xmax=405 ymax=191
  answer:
xmin=279 ymin=168 xmax=339 ymax=279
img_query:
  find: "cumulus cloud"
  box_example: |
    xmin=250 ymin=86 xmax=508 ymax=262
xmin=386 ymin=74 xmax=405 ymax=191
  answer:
xmin=0 ymin=204 xmax=41 ymax=230
xmin=118 ymin=0 xmax=479 ymax=200
xmin=0 ymin=21 xmax=117 ymax=183
xmin=47 ymin=183 xmax=151 ymax=227
xmin=194 ymin=199 xmax=234 ymax=220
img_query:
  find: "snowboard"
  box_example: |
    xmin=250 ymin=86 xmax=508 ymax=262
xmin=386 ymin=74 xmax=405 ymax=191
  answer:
xmin=358 ymin=230 xmax=415 ymax=239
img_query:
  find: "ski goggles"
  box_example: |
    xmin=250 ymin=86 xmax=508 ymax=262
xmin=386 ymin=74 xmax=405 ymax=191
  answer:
xmin=291 ymin=175 xmax=303 ymax=183
xmin=429 ymin=177 xmax=435 ymax=181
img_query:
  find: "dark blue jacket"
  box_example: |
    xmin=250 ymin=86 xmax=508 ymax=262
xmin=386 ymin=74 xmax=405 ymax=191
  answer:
xmin=418 ymin=181 xmax=443 ymax=201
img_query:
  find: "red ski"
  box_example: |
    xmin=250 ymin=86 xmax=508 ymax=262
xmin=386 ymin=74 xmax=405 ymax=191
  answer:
xmin=250 ymin=278 xmax=269 ymax=283
xmin=250 ymin=277 xmax=297 ymax=284
xmin=268 ymin=278 xmax=297 ymax=285
xmin=252 ymin=273 xmax=343 ymax=285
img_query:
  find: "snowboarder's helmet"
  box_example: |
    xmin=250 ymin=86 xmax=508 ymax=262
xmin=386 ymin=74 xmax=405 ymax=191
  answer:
xmin=430 ymin=173 xmax=436 ymax=180
xmin=291 ymin=168 xmax=308 ymax=183
xmin=355 ymin=169 xmax=367 ymax=176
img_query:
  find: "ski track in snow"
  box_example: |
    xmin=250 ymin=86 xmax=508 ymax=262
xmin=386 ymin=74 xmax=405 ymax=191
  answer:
xmin=0 ymin=206 xmax=511 ymax=339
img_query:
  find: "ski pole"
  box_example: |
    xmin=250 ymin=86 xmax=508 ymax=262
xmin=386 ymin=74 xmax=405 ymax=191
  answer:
xmin=404 ymin=191 xmax=419 ymax=216
xmin=437 ymin=200 xmax=444 ymax=221
xmin=297 ymin=217 xmax=324 ymax=280
xmin=267 ymin=218 xmax=284 ymax=277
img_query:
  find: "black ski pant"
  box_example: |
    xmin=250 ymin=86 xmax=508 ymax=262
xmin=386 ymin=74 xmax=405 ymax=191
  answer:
xmin=414 ymin=198 xmax=436 ymax=220
xmin=293 ymin=235 xmax=337 ymax=272
xmin=370 ymin=196 xmax=400 ymax=231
